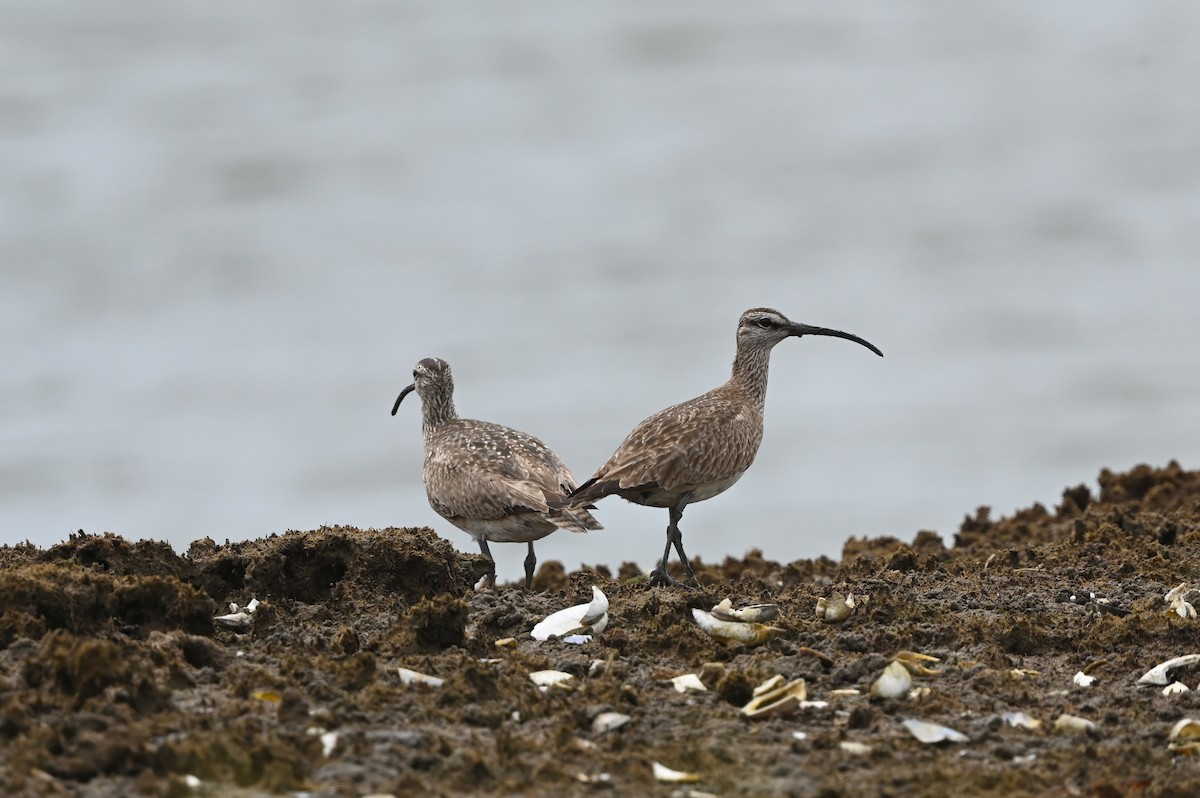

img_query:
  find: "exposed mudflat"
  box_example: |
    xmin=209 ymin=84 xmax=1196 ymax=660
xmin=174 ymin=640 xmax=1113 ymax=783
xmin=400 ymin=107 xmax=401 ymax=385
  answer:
xmin=3 ymin=462 xmax=1200 ymax=797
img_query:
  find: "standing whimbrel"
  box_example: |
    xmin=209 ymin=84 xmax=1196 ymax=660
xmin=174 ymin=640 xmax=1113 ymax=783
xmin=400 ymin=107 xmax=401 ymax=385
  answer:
xmin=568 ymin=308 xmax=882 ymax=587
xmin=392 ymin=357 xmax=602 ymax=589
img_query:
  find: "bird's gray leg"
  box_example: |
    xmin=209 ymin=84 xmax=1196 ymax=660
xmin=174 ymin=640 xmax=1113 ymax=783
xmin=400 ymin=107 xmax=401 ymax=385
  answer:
xmin=477 ymin=538 xmax=497 ymax=589
xmin=523 ymin=542 xmax=537 ymax=590
xmin=648 ymin=494 xmax=697 ymax=588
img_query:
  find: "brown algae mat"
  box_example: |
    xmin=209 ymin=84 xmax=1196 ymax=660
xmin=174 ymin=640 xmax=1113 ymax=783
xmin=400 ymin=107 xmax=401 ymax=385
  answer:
xmin=2 ymin=462 xmax=1200 ymax=797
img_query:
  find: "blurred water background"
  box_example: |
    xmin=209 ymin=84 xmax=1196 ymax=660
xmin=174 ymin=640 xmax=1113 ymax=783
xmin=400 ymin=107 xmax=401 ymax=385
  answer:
xmin=3 ymin=2 xmax=1199 ymax=579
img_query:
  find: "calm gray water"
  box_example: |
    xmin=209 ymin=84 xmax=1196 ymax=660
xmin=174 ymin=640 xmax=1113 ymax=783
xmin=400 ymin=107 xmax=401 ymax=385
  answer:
xmin=3 ymin=2 xmax=1199 ymax=581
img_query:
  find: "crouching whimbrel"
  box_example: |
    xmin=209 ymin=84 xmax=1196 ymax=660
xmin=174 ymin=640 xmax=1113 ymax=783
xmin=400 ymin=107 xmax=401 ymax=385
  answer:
xmin=567 ymin=308 xmax=882 ymax=587
xmin=392 ymin=357 xmax=602 ymax=588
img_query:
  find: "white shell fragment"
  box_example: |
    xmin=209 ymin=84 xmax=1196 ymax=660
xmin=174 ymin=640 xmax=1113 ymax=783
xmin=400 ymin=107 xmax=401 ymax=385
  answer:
xmin=691 ymin=608 xmax=779 ymax=646
xmin=1073 ymin=671 xmax=1097 ymax=688
xmin=902 ymin=718 xmax=968 ymax=744
xmin=816 ymin=592 xmax=856 ymax=622
xmin=710 ymin=598 xmax=780 ymax=623
xmin=1137 ymin=654 xmax=1200 ymax=686
xmin=871 ymin=661 xmax=914 ymax=699
xmin=670 ymin=673 xmax=708 ymax=693
xmin=529 ymin=670 xmax=574 ymax=691
xmin=592 ymin=712 xmax=631 ymax=734
xmin=320 ymin=731 xmax=338 ymax=757
xmin=1053 ymin=714 xmax=1096 ymax=734
xmin=398 ymin=667 xmax=445 ymax=688
xmin=531 ymin=586 xmax=609 ymax=642
xmin=742 ymin=677 xmax=807 ymax=720
xmin=575 ymin=772 xmax=612 ymax=785
xmin=215 ymin=598 xmax=261 ymax=630
xmin=1001 ymin=711 xmax=1041 ymax=730
xmin=1164 ymin=681 xmax=1191 ymax=696
xmin=839 ymin=741 xmax=873 ymax=755
xmin=1165 ymin=584 xmax=1198 ymax=618
xmin=651 ymin=761 xmax=701 ymax=783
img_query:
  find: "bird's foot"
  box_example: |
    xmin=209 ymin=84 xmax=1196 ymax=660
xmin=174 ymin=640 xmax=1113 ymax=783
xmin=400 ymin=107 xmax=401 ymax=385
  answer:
xmin=647 ymin=566 xmax=697 ymax=589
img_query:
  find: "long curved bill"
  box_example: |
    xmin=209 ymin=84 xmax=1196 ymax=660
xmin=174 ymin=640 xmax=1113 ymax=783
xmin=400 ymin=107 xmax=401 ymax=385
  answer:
xmin=391 ymin=384 xmax=416 ymax=415
xmin=788 ymin=323 xmax=883 ymax=357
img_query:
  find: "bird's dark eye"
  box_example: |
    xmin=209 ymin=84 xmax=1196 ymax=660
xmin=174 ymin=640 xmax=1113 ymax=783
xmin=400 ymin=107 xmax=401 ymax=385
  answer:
xmin=757 ymin=318 xmax=773 ymax=329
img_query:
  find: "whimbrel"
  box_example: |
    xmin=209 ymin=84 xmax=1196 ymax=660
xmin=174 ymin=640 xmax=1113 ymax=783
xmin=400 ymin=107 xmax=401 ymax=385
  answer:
xmin=392 ymin=357 xmax=601 ymax=589
xmin=568 ymin=308 xmax=882 ymax=587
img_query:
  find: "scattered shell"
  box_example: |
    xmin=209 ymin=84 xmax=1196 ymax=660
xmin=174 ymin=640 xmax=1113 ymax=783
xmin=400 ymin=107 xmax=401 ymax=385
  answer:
xmin=251 ymin=690 xmax=281 ymax=703
xmin=742 ymin=677 xmax=807 ymax=720
xmin=1169 ymin=718 xmax=1200 ymax=741
xmin=398 ymin=668 xmax=445 ymax=688
xmin=828 ymin=689 xmax=862 ymax=698
xmin=1053 ymin=714 xmax=1096 ymax=734
xmin=799 ymin=700 xmax=829 ymax=710
xmin=651 ymin=761 xmax=701 ymax=783
xmin=1073 ymin=671 xmax=1097 ymax=688
xmin=495 ymin=637 xmax=517 ymax=649
xmin=792 ymin=731 xmax=808 ymax=741
xmin=1165 ymin=584 xmax=1198 ymax=618
xmin=182 ymin=775 xmax=202 ymax=789
xmin=710 ymin=598 xmax=780 ymax=623
xmin=902 ymin=718 xmax=968 ymax=744
xmin=529 ymin=670 xmax=574 ymax=691
xmin=1008 ymin=668 xmax=1040 ymax=679
xmin=670 ymin=673 xmax=708 ymax=693
xmin=816 ymin=592 xmax=856 ymax=623
xmin=839 ymin=741 xmax=873 ymax=755
xmin=592 ymin=711 xmax=632 ymax=734
xmin=871 ymin=661 xmax=913 ymax=699
xmin=1001 ymin=711 xmax=1041 ymax=730
xmin=531 ymin=586 xmax=609 ymax=642
xmin=588 ymin=659 xmax=609 ymax=678
xmin=909 ymin=686 xmax=931 ymax=701
xmin=320 ymin=731 xmax=338 ymax=757
xmin=574 ymin=773 xmax=612 ymax=785
xmin=215 ymin=611 xmax=253 ymax=629
xmin=1138 ymin=654 xmax=1200 ymax=686
xmin=691 ymin=608 xmax=779 ymax=646
xmin=1164 ymin=682 xmax=1191 ymax=696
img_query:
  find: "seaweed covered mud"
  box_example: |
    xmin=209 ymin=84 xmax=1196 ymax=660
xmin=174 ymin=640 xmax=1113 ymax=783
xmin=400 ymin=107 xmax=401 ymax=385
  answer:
xmin=2 ymin=462 xmax=1200 ymax=797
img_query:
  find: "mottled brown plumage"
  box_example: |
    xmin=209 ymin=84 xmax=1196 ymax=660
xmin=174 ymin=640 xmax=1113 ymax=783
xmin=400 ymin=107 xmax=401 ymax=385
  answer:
xmin=393 ymin=357 xmax=601 ymax=588
xmin=570 ymin=308 xmax=882 ymax=587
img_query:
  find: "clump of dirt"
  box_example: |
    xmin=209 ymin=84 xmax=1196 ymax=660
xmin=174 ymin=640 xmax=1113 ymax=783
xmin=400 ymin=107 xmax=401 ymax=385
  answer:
xmin=1 ymin=462 xmax=1200 ymax=796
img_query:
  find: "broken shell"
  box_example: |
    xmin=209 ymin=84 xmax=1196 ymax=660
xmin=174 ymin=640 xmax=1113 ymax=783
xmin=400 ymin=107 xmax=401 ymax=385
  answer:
xmin=495 ymin=637 xmax=517 ymax=649
xmin=529 ymin=670 xmax=574 ymax=690
xmin=691 ymin=608 xmax=779 ymax=646
xmin=742 ymin=677 xmax=807 ymax=720
xmin=902 ymin=718 xmax=968 ymax=744
xmin=592 ymin=711 xmax=631 ymax=734
xmin=710 ymin=598 xmax=780 ymax=623
xmin=1008 ymin=668 xmax=1040 ymax=679
xmin=1073 ymin=671 xmax=1096 ymax=688
xmin=1001 ymin=711 xmax=1041 ymax=730
xmin=531 ymin=586 xmax=609 ymax=642
xmin=816 ymin=592 xmax=855 ymax=623
xmin=575 ymin=772 xmax=612 ymax=785
xmin=1169 ymin=718 xmax=1200 ymax=741
xmin=319 ymin=730 xmax=338 ymax=757
xmin=215 ymin=611 xmax=253 ymax=629
xmin=1164 ymin=681 xmax=1191 ymax=696
xmin=588 ymin=659 xmax=609 ymax=678
xmin=670 ymin=673 xmax=708 ymax=693
xmin=1138 ymin=654 xmax=1200 ymax=686
xmin=398 ymin=667 xmax=444 ymax=688
xmin=871 ymin=661 xmax=913 ymax=699
xmin=1053 ymin=714 xmax=1096 ymax=734
xmin=828 ymin=689 xmax=861 ymax=698
xmin=651 ymin=761 xmax=701 ymax=783
xmin=839 ymin=741 xmax=872 ymax=755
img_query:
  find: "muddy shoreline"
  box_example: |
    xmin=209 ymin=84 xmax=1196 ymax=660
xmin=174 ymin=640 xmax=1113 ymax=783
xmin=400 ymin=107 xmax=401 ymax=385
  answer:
xmin=2 ymin=462 xmax=1200 ymax=797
